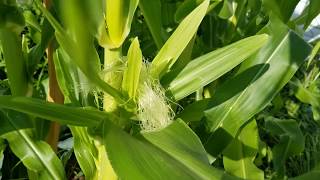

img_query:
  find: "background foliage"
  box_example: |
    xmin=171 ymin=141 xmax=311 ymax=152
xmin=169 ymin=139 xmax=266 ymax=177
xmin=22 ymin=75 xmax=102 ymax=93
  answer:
xmin=0 ymin=0 xmax=319 ymax=179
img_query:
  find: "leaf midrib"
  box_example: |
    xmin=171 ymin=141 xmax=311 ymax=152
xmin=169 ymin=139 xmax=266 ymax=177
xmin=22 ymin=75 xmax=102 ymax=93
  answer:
xmin=4 ymin=111 xmax=60 ymax=180
xmin=205 ymin=32 xmax=290 ymax=143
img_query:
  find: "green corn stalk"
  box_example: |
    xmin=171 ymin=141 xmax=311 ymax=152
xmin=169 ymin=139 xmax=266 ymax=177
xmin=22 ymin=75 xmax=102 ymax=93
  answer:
xmin=103 ymin=0 xmax=139 ymax=113
xmin=103 ymin=47 xmax=123 ymax=113
xmin=101 ymin=2 xmax=141 ymax=177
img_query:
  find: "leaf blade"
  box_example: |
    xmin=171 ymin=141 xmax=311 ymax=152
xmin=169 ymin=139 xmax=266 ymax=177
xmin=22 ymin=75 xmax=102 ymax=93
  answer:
xmin=168 ymin=34 xmax=269 ymax=100
xmin=0 ymin=96 xmax=117 ymax=127
xmin=1 ymin=112 xmax=66 ymax=180
xmin=150 ymin=0 xmax=209 ymax=79
xmin=223 ymin=120 xmax=264 ymax=180
xmin=139 ymin=0 xmax=168 ymax=48
xmin=103 ymin=119 xmax=237 ymax=179
xmin=204 ymin=16 xmax=311 ymax=156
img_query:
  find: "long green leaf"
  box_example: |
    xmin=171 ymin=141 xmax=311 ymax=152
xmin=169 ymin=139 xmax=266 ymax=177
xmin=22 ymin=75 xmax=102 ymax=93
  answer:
xmin=290 ymin=171 xmax=320 ymax=180
xmin=0 ymin=109 xmax=33 ymax=136
xmin=223 ymin=120 xmax=264 ymax=180
xmin=0 ymin=96 xmax=117 ymax=127
xmin=53 ymin=48 xmax=81 ymax=104
xmin=204 ymin=16 xmax=311 ymax=156
xmin=168 ymin=34 xmax=268 ymax=100
xmin=103 ymin=119 xmax=238 ymax=179
xmin=294 ymin=0 xmax=320 ymax=29
xmin=0 ymin=28 xmax=30 ymax=96
xmin=175 ymin=0 xmax=221 ymax=23
xmin=0 ymin=96 xmax=235 ymax=179
xmin=293 ymin=79 xmax=320 ymax=122
xmin=303 ymin=0 xmax=320 ymax=29
xmin=262 ymin=0 xmax=299 ymax=23
xmin=0 ymin=138 xmax=5 ymax=171
xmin=54 ymin=47 xmax=114 ymax=179
xmin=60 ymin=0 xmax=122 ymax=101
xmin=0 ymin=96 xmax=122 ymax=178
xmin=54 ymin=49 xmax=106 ymax=179
xmin=218 ymin=0 xmax=234 ymax=19
xmin=139 ymin=0 xmax=168 ymax=49
xmin=36 ymin=2 xmax=126 ymax=105
xmin=27 ymin=17 xmax=54 ymax=76
xmin=175 ymin=0 xmax=202 ymax=22
xmin=307 ymin=41 xmax=320 ymax=68
xmin=0 ymin=7 xmax=62 ymax=179
xmin=69 ymin=127 xmax=98 ymax=179
xmin=265 ymin=117 xmax=305 ymax=176
xmin=0 ymin=2 xmax=25 ymax=32
xmin=150 ymin=0 xmax=209 ymax=79
xmin=1 ymin=113 xmax=66 ymax=179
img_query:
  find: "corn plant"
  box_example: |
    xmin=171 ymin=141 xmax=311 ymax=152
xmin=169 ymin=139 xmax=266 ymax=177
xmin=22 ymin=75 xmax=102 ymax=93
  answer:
xmin=0 ymin=0 xmax=319 ymax=179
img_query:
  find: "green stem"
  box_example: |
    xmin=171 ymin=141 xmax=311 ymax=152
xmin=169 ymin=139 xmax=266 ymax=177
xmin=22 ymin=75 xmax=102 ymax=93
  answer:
xmin=98 ymin=48 xmax=122 ymax=180
xmin=103 ymin=47 xmax=123 ymax=112
xmin=0 ymin=28 xmax=31 ymax=96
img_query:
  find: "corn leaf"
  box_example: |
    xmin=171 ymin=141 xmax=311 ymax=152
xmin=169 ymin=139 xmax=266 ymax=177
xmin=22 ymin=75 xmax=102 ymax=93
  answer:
xmin=292 ymin=79 xmax=320 ymax=123
xmin=161 ymin=35 xmax=196 ymax=86
xmin=27 ymin=18 xmax=54 ymax=76
xmin=307 ymin=41 xmax=320 ymax=68
xmin=69 ymin=127 xmax=98 ymax=179
xmin=168 ymin=34 xmax=268 ymax=100
xmin=290 ymin=171 xmax=320 ymax=180
xmin=36 ymin=2 xmax=126 ymax=105
xmin=303 ymin=0 xmax=320 ymax=29
xmin=175 ymin=0 xmax=221 ymax=23
xmin=0 ymin=95 xmax=122 ymax=179
xmin=103 ymin=119 xmax=238 ymax=179
xmin=150 ymin=0 xmax=209 ymax=79
xmin=223 ymin=120 xmax=264 ymax=180
xmin=293 ymin=0 xmax=320 ymax=29
xmin=0 ymin=96 xmax=236 ymax=179
xmin=262 ymin=0 xmax=299 ymax=23
xmin=53 ymin=48 xmax=81 ymax=104
xmin=0 ymin=138 xmax=5 ymax=169
xmin=54 ymin=48 xmax=114 ymax=179
xmin=175 ymin=0 xmax=203 ymax=22
xmin=265 ymin=117 xmax=305 ymax=176
xmin=0 ymin=112 xmax=66 ymax=179
xmin=122 ymin=38 xmax=142 ymax=100
xmin=53 ymin=47 xmax=95 ymax=107
xmin=54 ymin=50 xmax=108 ymax=179
xmin=0 ymin=2 xmax=25 ymax=32
xmin=0 ymin=11 xmax=62 ymax=178
xmin=0 ymin=109 xmax=33 ymax=136
xmin=139 ymin=0 xmax=168 ymax=48
xmin=0 ymin=96 xmax=118 ymax=127
xmin=218 ymin=0 xmax=234 ymax=19
xmin=0 ymin=28 xmax=29 ymax=96
xmin=177 ymin=99 xmax=210 ymax=122
xmin=204 ymin=16 xmax=311 ymax=156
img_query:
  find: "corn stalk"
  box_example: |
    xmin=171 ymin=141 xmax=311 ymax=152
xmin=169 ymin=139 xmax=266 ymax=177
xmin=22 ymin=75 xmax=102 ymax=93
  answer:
xmin=103 ymin=47 xmax=123 ymax=113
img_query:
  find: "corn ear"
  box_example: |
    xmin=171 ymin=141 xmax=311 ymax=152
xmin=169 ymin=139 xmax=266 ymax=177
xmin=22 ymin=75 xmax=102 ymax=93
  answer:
xmin=105 ymin=0 xmax=139 ymax=48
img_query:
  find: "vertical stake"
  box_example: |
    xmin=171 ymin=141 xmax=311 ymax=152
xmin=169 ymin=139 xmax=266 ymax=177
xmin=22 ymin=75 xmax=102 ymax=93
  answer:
xmin=44 ymin=0 xmax=63 ymax=152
